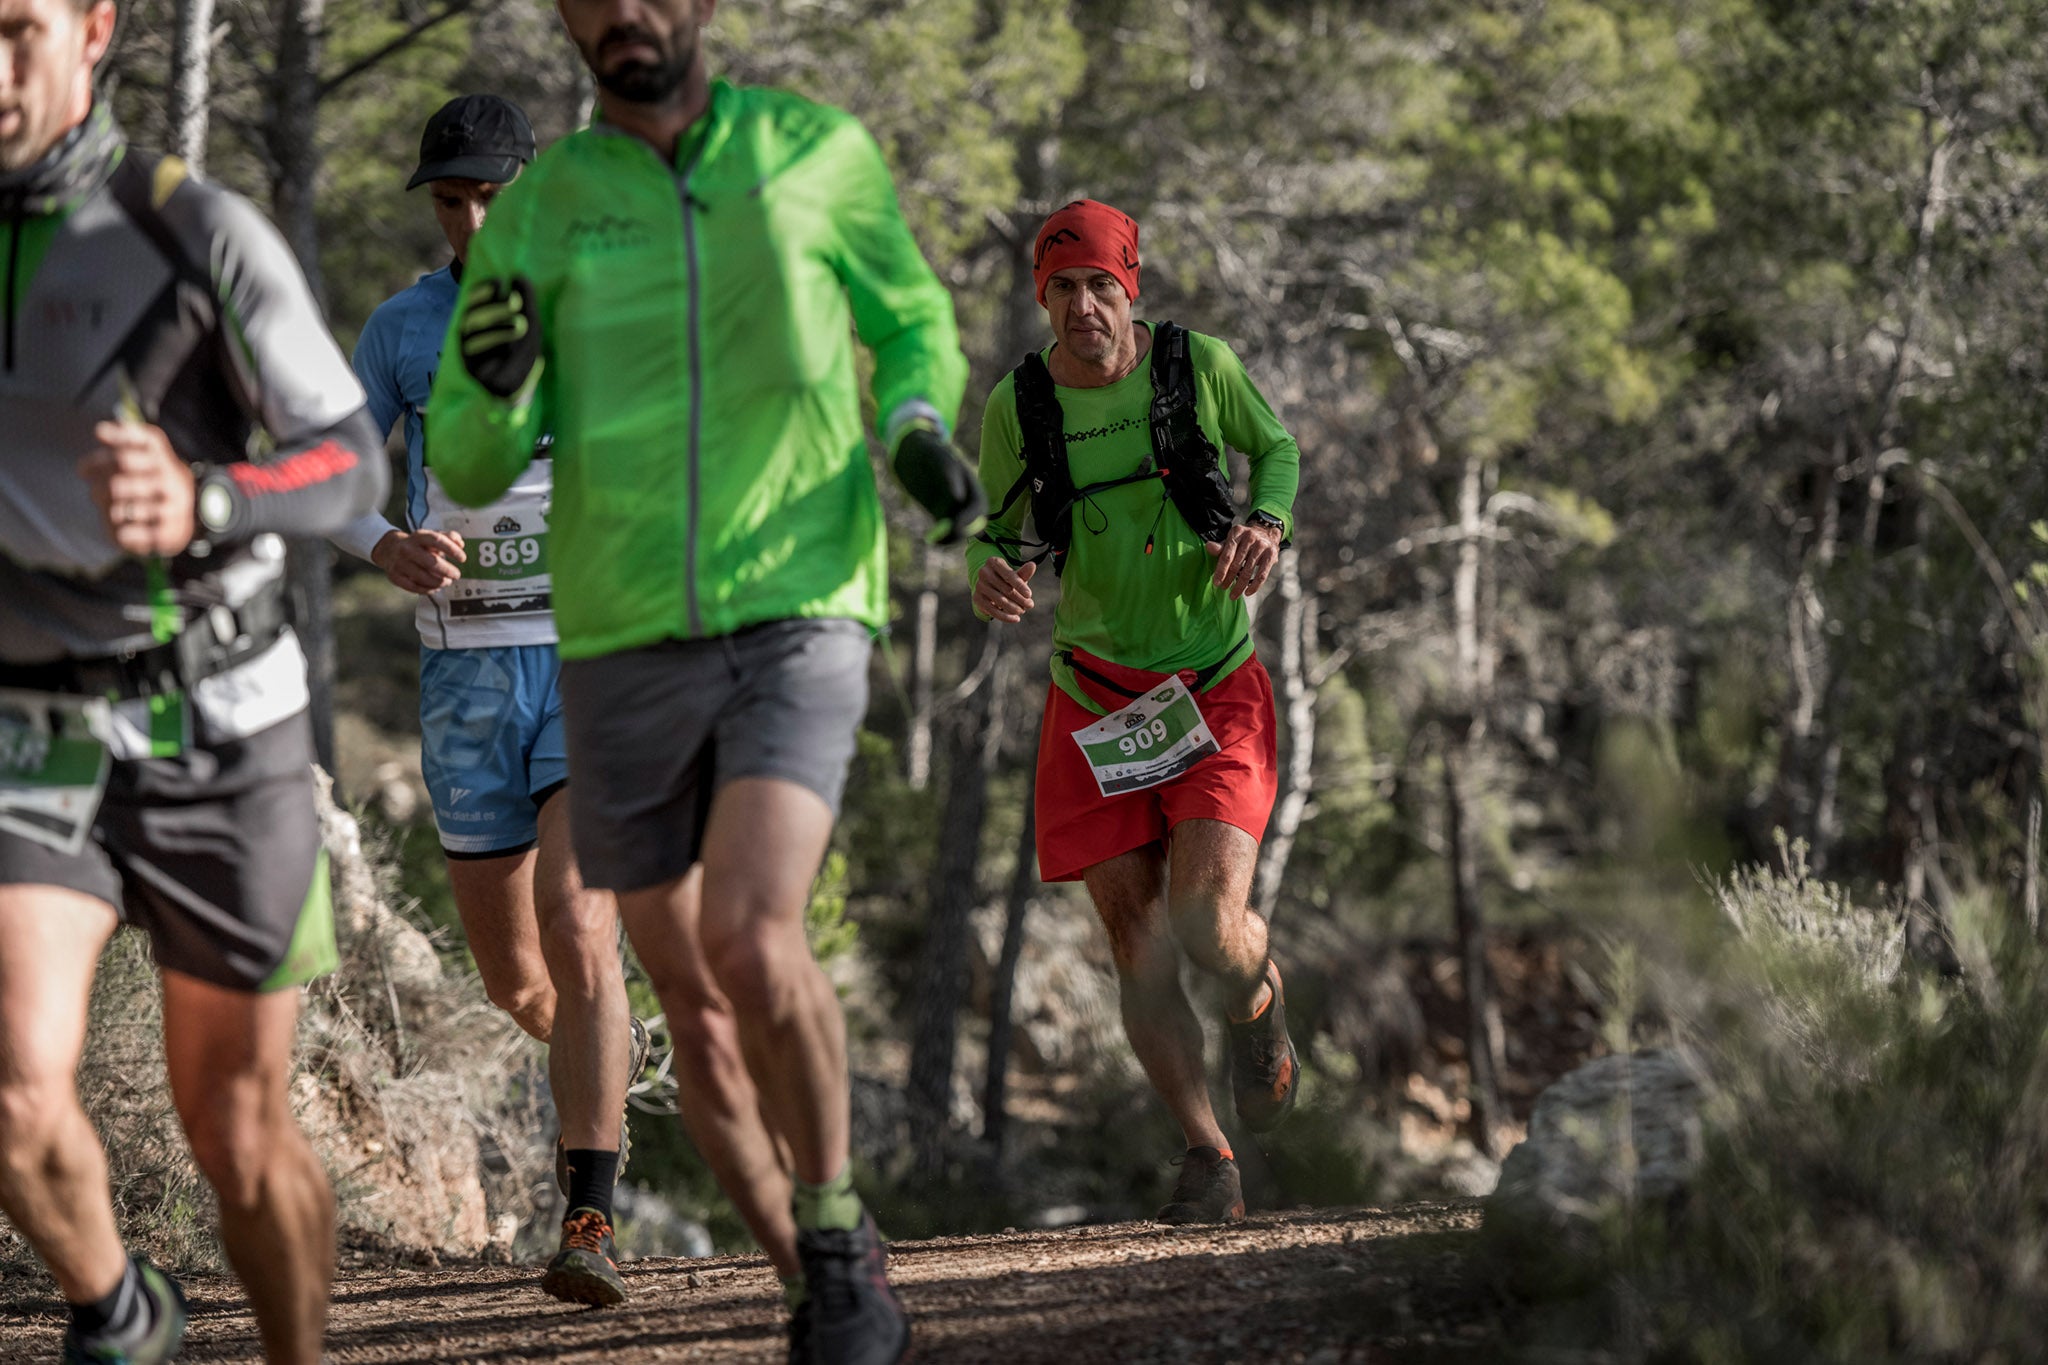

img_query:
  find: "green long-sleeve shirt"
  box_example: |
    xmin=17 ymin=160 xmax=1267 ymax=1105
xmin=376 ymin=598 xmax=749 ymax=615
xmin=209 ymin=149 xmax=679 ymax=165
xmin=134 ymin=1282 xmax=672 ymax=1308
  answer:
xmin=427 ymin=81 xmax=967 ymax=660
xmin=968 ymin=325 xmax=1301 ymax=711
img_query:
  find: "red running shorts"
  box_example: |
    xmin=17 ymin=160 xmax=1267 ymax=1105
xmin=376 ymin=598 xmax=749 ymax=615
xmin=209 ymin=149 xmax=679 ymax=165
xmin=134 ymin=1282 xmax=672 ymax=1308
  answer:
xmin=1034 ymin=647 xmax=1279 ymax=883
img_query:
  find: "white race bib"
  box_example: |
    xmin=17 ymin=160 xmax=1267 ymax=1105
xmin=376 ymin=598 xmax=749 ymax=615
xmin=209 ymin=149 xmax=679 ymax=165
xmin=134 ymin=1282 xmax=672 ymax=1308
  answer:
xmin=436 ymin=482 xmax=552 ymax=625
xmin=1069 ymin=676 xmax=1221 ymax=797
xmin=0 ymin=690 xmax=114 ymax=854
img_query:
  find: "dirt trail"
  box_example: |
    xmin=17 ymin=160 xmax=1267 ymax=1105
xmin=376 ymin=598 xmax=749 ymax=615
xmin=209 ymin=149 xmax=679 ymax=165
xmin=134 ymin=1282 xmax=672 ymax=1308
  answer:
xmin=0 ymin=1202 xmax=1498 ymax=1364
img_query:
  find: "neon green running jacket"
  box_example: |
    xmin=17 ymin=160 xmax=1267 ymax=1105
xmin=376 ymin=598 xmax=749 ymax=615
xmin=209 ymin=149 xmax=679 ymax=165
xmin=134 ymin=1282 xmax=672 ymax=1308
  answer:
xmin=427 ymin=81 xmax=967 ymax=660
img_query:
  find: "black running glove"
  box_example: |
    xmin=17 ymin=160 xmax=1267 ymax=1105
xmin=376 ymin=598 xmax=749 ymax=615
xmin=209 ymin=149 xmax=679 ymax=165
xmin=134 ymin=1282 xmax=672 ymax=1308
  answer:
xmin=459 ymin=276 xmax=542 ymax=400
xmin=892 ymin=425 xmax=988 ymax=546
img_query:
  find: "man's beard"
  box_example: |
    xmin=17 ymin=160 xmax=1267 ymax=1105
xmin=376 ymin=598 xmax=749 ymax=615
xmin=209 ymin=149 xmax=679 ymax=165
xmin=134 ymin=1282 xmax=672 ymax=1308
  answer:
xmin=587 ymin=26 xmax=696 ymax=104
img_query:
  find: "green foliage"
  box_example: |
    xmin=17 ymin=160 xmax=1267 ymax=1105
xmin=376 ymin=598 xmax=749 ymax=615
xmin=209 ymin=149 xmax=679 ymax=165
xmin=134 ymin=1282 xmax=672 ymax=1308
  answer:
xmin=1525 ymin=850 xmax=2048 ymax=1360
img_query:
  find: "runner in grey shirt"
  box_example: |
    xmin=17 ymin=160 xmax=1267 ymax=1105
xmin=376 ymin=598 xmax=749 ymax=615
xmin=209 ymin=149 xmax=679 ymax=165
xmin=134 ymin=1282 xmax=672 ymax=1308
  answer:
xmin=0 ymin=1 xmax=384 ymax=1360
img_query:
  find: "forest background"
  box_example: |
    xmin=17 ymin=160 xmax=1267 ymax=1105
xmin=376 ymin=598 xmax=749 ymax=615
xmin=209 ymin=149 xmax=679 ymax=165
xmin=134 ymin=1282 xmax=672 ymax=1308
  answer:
xmin=58 ymin=0 xmax=2048 ymax=1355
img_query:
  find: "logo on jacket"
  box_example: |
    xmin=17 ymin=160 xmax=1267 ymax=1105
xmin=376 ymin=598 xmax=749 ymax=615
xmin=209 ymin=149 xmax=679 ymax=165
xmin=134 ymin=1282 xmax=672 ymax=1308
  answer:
xmin=566 ymin=214 xmax=653 ymax=252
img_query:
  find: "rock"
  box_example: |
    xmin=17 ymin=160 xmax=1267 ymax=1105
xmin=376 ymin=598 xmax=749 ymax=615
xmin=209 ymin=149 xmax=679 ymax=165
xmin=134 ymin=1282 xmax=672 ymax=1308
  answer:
xmin=1484 ymin=1049 xmax=1705 ymax=1290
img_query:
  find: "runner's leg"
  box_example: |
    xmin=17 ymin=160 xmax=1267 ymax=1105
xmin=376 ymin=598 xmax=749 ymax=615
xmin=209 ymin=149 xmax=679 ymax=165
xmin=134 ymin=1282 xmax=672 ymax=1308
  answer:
xmin=162 ymin=971 xmax=332 ymax=1365
xmin=532 ymin=790 xmax=629 ymax=1152
xmin=446 ymin=848 xmax=556 ymax=1041
xmin=0 ymin=886 xmax=125 ymax=1303
xmin=1082 ymin=848 xmax=1229 ymax=1151
xmin=618 ymin=861 xmax=800 ymax=1277
xmin=688 ymin=777 xmax=848 ymax=1187
xmin=1163 ymin=818 xmax=1270 ymax=1018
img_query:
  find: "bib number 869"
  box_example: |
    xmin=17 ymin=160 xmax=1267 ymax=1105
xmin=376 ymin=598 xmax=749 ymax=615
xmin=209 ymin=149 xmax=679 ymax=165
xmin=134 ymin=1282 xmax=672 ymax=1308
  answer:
xmin=1118 ymin=717 xmax=1171 ymax=757
xmin=476 ymin=537 xmax=542 ymax=571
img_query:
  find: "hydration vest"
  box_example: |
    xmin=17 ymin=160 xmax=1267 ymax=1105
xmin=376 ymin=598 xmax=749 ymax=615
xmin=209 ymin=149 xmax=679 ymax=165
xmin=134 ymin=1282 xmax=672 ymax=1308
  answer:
xmin=980 ymin=321 xmax=1240 ymax=576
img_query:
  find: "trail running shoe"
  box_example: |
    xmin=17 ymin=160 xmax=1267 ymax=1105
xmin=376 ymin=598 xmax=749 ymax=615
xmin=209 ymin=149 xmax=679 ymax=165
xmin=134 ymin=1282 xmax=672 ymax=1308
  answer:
xmin=61 ymin=1258 xmax=188 ymax=1364
xmin=1228 ymin=960 xmax=1300 ymax=1133
xmin=554 ymin=1016 xmax=654 ymax=1196
xmin=1156 ymin=1145 xmax=1246 ymax=1225
xmin=541 ymin=1208 xmax=628 ymax=1307
xmin=796 ymin=1213 xmax=909 ymax=1365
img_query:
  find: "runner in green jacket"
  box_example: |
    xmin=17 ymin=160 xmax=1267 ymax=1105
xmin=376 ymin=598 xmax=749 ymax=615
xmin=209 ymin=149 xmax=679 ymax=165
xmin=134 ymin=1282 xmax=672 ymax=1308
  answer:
xmin=969 ymin=199 xmax=1303 ymax=1228
xmin=427 ymin=2 xmax=980 ymax=1361
xmin=428 ymin=74 xmax=971 ymax=660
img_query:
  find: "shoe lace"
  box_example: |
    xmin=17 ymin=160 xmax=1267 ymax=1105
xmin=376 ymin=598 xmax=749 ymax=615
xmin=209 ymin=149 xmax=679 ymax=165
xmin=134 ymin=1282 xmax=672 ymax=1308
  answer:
xmin=562 ymin=1209 xmax=612 ymax=1255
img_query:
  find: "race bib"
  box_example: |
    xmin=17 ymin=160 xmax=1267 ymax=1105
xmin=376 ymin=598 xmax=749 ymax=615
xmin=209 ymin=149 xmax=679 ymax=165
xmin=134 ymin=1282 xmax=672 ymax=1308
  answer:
xmin=1070 ymin=676 xmax=1221 ymax=797
xmin=436 ymin=474 xmax=552 ymax=623
xmin=0 ymin=690 xmax=114 ymax=855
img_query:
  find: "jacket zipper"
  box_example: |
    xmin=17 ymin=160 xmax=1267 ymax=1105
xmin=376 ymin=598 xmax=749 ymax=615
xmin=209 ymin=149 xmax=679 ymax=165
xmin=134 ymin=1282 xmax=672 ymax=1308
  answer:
xmin=675 ymin=154 xmax=708 ymax=638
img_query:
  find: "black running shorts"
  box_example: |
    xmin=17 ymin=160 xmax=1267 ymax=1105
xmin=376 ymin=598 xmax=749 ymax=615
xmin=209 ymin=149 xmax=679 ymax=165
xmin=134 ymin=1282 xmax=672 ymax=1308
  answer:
xmin=0 ymin=710 xmax=337 ymax=992
xmin=558 ymin=618 xmax=873 ymax=893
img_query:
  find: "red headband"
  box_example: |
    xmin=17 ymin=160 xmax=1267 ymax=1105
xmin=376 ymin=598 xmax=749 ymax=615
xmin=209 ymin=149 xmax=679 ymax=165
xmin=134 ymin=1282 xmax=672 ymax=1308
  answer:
xmin=1032 ymin=199 xmax=1141 ymax=306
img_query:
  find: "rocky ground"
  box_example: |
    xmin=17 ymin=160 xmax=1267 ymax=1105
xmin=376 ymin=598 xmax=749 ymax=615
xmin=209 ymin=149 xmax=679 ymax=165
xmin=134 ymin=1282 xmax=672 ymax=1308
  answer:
xmin=0 ymin=1202 xmax=1499 ymax=1364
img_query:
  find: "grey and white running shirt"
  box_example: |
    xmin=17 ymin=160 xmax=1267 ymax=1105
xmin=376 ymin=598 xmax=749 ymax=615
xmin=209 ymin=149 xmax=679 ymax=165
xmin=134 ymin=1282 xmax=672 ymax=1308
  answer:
xmin=0 ymin=110 xmax=386 ymax=665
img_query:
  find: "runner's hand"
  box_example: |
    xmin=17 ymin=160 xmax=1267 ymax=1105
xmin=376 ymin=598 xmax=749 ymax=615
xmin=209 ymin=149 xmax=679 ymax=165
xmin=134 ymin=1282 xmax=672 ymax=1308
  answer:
xmin=1206 ymin=521 xmax=1282 ymax=601
xmin=892 ymin=425 xmax=988 ymax=545
xmin=974 ymin=557 xmax=1037 ymax=623
xmin=371 ymin=528 xmax=466 ymax=595
xmin=79 ymin=422 xmax=197 ymax=556
xmin=459 ymin=275 xmax=543 ymax=400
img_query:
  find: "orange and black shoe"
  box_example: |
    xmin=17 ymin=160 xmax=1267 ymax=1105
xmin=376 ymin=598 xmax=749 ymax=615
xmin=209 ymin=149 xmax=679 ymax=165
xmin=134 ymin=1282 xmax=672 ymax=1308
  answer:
xmin=1156 ymin=1145 xmax=1246 ymax=1225
xmin=1228 ymin=960 xmax=1299 ymax=1133
xmin=541 ymin=1208 xmax=628 ymax=1307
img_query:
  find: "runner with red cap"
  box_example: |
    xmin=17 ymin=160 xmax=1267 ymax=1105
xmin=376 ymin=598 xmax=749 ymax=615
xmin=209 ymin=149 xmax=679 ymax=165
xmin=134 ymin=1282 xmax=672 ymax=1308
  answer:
xmin=969 ymin=198 xmax=1304 ymax=1224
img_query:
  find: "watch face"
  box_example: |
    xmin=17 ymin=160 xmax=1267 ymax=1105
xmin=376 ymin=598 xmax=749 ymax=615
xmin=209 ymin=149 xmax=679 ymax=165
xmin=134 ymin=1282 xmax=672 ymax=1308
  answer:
xmin=198 ymin=481 xmax=235 ymax=532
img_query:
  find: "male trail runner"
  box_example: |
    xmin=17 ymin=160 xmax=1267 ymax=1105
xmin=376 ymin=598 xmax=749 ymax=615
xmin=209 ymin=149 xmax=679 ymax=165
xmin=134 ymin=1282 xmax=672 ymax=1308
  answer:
xmin=427 ymin=2 xmax=981 ymax=1361
xmin=969 ymin=200 xmax=1302 ymax=1224
xmin=330 ymin=94 xmax=681 ymax=1307
xmin=0 ymin=0 xmax=387 ymax=1360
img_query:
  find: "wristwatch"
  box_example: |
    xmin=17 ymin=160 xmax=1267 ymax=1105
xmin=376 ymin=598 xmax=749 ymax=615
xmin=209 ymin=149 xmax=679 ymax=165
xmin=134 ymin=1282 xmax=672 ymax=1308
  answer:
xmin=1245 ymin=510 xmax=1285 ymax=532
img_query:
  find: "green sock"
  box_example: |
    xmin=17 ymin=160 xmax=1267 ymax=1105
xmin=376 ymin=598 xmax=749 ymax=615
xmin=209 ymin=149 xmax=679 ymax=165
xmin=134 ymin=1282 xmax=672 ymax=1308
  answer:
xmin=782 ymin=1275 xmax=807 ymax=1310
xmin=792 ymin=1164 xmax=863 ymax=1233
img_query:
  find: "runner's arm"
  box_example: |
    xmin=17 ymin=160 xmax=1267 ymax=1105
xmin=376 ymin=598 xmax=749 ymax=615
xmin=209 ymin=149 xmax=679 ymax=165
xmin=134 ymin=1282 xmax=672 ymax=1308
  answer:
xmin=330 ymin=306 xmax=406 ymax=561
xmin=426 ymin=190 xmax=548 ymax=508
xmin=186 ymin=188 xmax=387 ymax=541
xmin=965 ymin=377 xmax=1029 ymax=621
xmin=826 ymin=118 xmax=968 ymax=447
xmin=1201 ymin=336 xmax=1301 ymax=539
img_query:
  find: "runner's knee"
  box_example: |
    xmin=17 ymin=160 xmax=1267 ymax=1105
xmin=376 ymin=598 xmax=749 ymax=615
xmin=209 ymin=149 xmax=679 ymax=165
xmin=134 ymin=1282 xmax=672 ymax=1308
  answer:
xmin=535 ymin=891 xmax=619 ymax=986
xmin=180 ymin=1090 xmax=291 ymax=1210
xmin=0 ymin=1073 xmax=78 ymax=1164
xmin=702 ymin=921 xmax=811 ymax=1022
xmin=483 ymin=974 xmax=554 ymax=1039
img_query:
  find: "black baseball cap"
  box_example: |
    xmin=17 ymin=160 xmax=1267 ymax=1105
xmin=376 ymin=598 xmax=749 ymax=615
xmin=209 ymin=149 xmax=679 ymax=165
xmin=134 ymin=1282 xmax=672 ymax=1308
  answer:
xmin=407 ymin=95 xmax=536 ymax=190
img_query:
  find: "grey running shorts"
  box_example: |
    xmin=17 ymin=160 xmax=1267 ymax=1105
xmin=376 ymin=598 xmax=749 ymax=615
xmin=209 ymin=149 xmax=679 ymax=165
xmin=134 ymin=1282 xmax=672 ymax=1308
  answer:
xmin=558 ymin=618 xmax=873 ymax=893
xmin=0 ymin=710 xmax=337 ymax=992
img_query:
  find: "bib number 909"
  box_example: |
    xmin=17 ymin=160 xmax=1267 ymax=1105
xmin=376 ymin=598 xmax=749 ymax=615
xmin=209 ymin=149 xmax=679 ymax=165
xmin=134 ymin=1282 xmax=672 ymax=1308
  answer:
xmin=1118 ymin=718 xmax=1172 ymax=756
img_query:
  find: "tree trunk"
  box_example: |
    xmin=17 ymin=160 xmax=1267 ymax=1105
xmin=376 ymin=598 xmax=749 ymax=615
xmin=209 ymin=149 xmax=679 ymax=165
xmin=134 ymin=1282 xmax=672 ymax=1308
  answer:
xmin=1443 ymin=733 xmax=1505 ymax=1157
xmin=1447 ymin=452 xmax=1505 ymax=1157
xmin=268 ymin=0 xmax=326 ymax=302
xmin=980 ymin=768 xmax=1038 ymax=1163
xmin=1254 ymin=552 xmax=1316 ymax=917
xmin=907 ymin=633 xmax=1005 ymax=1176
xmin=168 ymin=0 xmax=216 ymax=171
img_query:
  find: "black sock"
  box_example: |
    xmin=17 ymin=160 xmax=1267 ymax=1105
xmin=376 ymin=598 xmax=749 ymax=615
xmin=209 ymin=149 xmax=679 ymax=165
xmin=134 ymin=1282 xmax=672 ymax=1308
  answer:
xmin=564 ymin=1147 xmax=620 ymax=1224
xmin=69 ymin=1258 xmax=143 ymax=1339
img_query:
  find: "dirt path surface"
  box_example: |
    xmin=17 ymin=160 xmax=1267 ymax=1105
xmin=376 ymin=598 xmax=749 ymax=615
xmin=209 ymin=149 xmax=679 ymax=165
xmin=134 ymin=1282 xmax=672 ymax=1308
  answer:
xmin=0 ymin=1202 xmax=1497 ymax=1364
